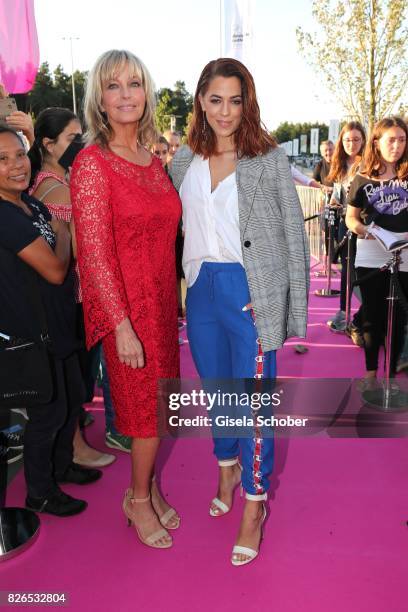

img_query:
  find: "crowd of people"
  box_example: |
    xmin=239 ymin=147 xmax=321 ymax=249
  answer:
xmin=0 ymin=48 xmax=407 ymax=567
xmin=310 ymin=124 xmax=408 ymax=374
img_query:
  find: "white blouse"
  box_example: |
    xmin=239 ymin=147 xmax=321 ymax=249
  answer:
xmin=180 ymin=155 xmax=243 ymax=287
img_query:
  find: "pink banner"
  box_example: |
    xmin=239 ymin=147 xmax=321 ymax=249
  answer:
xmin=0 ymin=0 xmax=39 ymax=93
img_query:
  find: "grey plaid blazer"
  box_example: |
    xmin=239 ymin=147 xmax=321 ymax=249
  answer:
xmin=170 ymin=145 xmax=310 ymax=351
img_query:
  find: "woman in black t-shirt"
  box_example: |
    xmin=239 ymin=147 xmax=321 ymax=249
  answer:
xmin=0 ymin=125 xmax=101 ymax=516
xmin=346 ymin=116 xmax=408 ymax=386
xmin=326 ymin=121 xmax=366 ymax=333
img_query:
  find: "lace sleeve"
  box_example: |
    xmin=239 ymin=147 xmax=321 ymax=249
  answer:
xmin=71 ymin=149 xmax=129 ymax=348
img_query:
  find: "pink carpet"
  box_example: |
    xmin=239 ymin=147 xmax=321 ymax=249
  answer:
xmin=3 ymin=266 xmax=408 ymax=611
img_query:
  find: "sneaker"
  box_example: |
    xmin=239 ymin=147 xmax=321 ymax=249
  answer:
xmin=328 ymin=310 xmax=346 ymax=332
xmin=105 ymin=430 xmax=132 ymax=453
xmin=329 ymin=320 xmax=347 ymax=332
xmin=0 ymin=446 xmax=23 ymax=465
xmin=10 ymin=408 xmax=28 ymax=420
xmin=328 ymin=310 xmax=345 ymax=326
xmin=56 ymin=463 xmax=102 ymax=485
xmin=26 ymin=489 xmax=87 ymax=517
xmin=0 ymin=428 xmax=24 ymax=449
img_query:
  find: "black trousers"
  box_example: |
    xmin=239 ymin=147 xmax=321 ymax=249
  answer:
xmin=336 ymin=222 xmax=364 ymax=328
xmin=356 ymin=267 xmax=408 ymax=374
xmin=76 ymin=303 xmax=100 ymax=403
xmin=24 ymin=352 xmax=84 ymax=498
xmin=337 ymin=219 xmax=358 ymax=312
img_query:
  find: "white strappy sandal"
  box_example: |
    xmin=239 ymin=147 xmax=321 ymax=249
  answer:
xmin=209 ymin=457 xmax=243 ymax=517
xmin=231 ymin=493 xmax=267 ymax=566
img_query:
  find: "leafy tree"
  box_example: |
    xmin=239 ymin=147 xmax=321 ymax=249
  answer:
xmin=156 ymin=88 xmax=175 ymax=133
xmin=53 ymin=64 xmax=72 ymax=105
xmin=72 ymin=70 xmax=87 ymax=116
xmin=27 ymin=62 xmax=59 ymax=115
xmin=273 ymin=121 xmax=328 ymax=145
xmin=27 ymin=67 xmax=192 ymax=131
xmin=155 ymin=81 xmax=193 ymax=134
xmin=297 ymin=0 xmax=408 ymax=131
xmin=27 ymin=63 xmax=87 ymax=118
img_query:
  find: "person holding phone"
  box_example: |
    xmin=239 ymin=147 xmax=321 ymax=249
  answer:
xmin=171 ymin=58 xmax=309 ymax=565
xmin=28 ymin=107 xmax=115 ymax=469
xmin=0 ymin=82 xmax=35 ymax=147
xmin=0 ymin=124 xmax=100 ymax=515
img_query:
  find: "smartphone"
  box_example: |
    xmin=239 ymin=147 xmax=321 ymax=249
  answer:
xmin=58 ymin=134 xmax=84 ymax=170
xmin=0 ymin=97 xmax=18 ymax=121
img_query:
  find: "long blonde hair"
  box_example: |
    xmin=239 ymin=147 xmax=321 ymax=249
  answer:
xmin=84 ymin=49 xmax=157 ymax=147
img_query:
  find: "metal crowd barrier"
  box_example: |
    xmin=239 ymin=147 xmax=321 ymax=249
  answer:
xmin=296 ymin=185 xmax=324 ymax=268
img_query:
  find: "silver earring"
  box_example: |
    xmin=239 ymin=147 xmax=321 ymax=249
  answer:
xmin=202 ymin=111 xmax=207 ymax=137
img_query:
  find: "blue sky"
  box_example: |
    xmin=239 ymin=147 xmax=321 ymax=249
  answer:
xmin=34 ymin=0 xmax=343 ymax=129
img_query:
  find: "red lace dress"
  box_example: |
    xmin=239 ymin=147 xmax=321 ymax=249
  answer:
xmin=71 ymin=145 xmax=181 ymax=437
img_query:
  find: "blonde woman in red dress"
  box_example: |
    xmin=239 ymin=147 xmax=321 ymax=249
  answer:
xmin=71 ymin=50 xmax=181 ymax=549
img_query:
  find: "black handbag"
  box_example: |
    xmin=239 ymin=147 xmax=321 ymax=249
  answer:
xmin=0 ymin=270 xmax=54 ymax=409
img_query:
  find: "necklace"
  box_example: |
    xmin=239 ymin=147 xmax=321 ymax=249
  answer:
xmin=215 ymin=149 xmax=237 ymax=155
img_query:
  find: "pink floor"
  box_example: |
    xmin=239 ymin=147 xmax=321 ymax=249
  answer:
xmin=3 ymin=267 xmax=408 ymax=611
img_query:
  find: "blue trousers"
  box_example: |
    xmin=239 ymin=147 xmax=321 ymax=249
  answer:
xmin=186 ymin=262 xmax=276 ymax=496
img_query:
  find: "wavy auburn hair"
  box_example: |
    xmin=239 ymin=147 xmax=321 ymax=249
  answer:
xmin=362 ymin=116 xmax=408 ymax=180
xmin=188 ymin=58 xmax=276 ymax=158
xmin=327 ymin=121 xmax=366 ymax=183
xmin=84 ymin=49 xmax=157 ymax=148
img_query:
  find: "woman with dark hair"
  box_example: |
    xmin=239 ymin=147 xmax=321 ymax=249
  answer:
xmin=326 ymin=121 xmax=366 ymax=334
xmin=28 ymin=107 xmax=78 ymax=186
xmin=29 ymin=107 xmax=115 ymax=468
xmin=346 ymin=116 xmax=408 ymax=384
xmin=0 ymin=124 xmax=100 ymax=515
xmin=171 ymin=58 xmax=309 ymax=565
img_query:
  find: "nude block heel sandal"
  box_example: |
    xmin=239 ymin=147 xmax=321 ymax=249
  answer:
xmin=122 ymin=489 xmax=172 ymax=549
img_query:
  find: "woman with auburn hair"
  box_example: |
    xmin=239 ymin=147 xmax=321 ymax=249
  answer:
xmin=326 ymin=121 xmax=366 ymax=335
xmin=71 ymin=50 xmax=181 ymax=549
xmin=346 ymin=116 xmax=408 ymax=385
xmin=171 ymin=58 xmax=309 ymax=565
